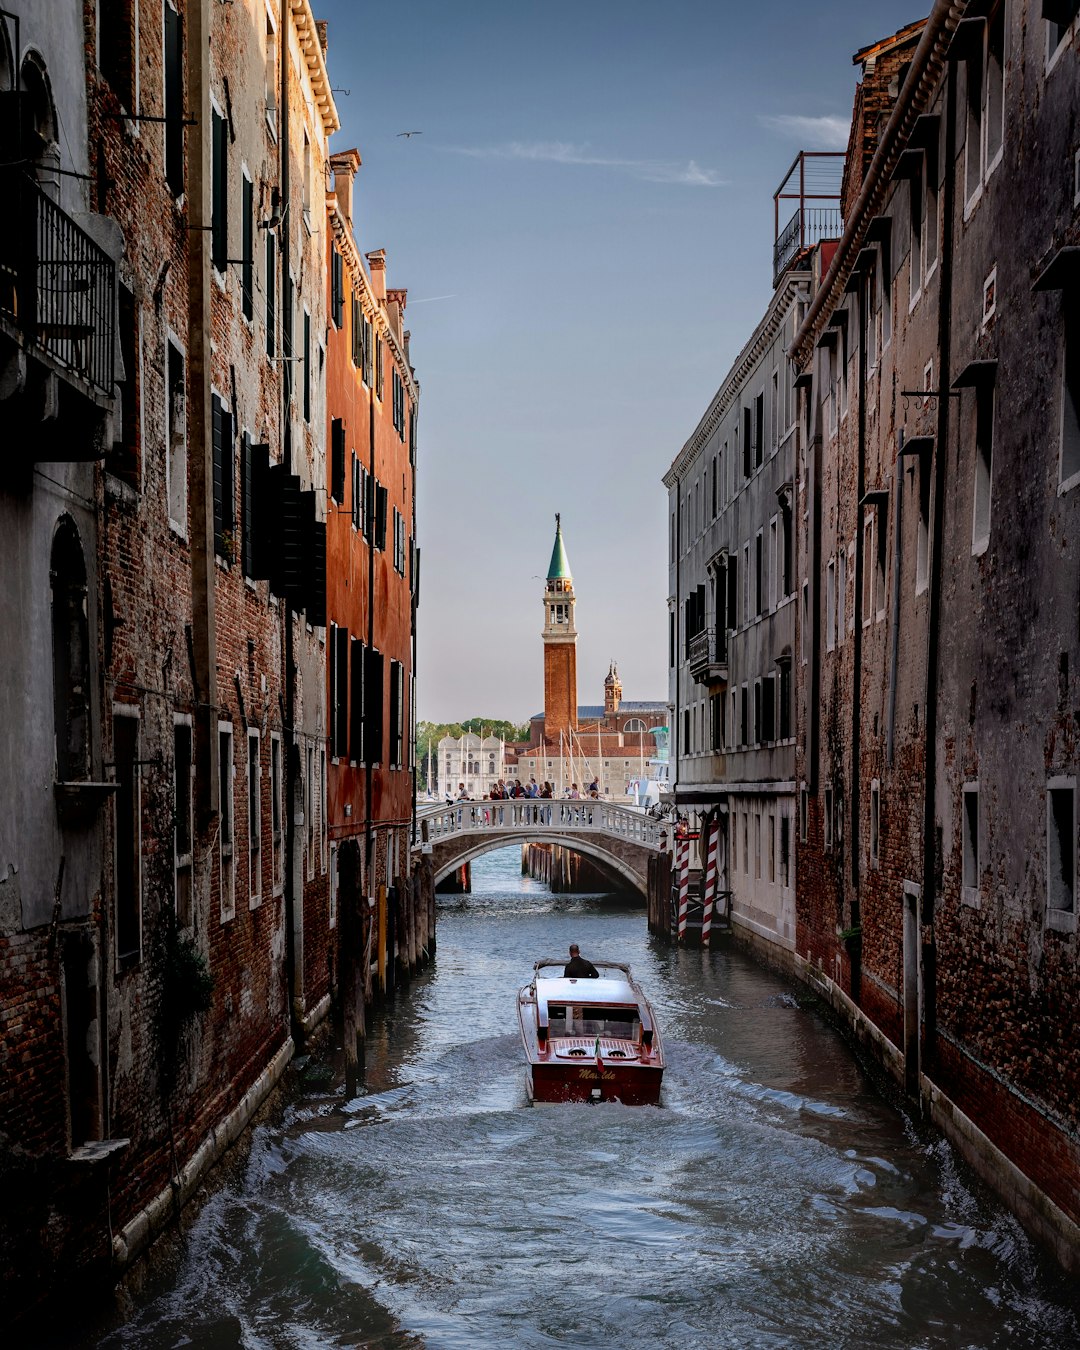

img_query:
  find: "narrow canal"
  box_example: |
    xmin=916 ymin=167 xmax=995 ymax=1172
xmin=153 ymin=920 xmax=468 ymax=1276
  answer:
xmin=83 ymin=849 xmax=1079 ymax=1349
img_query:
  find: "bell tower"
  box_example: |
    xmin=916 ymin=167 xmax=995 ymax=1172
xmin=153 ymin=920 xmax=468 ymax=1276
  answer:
xmin=604 ymin=661 xmax=622 ymax=716
xmin=543 ymin=514 xmax=578 ymax=737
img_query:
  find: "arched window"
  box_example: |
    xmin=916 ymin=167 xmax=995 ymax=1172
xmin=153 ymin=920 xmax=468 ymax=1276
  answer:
xmin=19 ymin=51 xmax=60 ymax=194
xmin=624 ymin=718 xmax=646 ymax=733
xmin=51 ymin=518 xmax=91 ymax=783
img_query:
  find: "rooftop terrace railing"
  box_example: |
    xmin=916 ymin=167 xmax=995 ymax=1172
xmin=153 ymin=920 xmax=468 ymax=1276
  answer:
xmin=772 ymin=151 xmax=845 ymax=287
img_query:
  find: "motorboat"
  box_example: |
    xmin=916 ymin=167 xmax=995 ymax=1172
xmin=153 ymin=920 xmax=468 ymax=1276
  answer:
xmin=517 ymin=959 xmax=664 ymax=1105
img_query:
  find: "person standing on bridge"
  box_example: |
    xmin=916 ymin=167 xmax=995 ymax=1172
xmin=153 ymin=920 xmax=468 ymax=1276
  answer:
xmin=563 ymin=944 xmax=599 ymax=979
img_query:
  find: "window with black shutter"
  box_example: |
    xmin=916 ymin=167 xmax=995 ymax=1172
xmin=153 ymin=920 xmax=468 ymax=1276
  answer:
xmin=241 ymin=431 xmax=253 ymax=575
xmin=164 ymin=2 xmax=184 ymax=196
xmin=375 ymin=334 xmax=384 ymax=399
xmin=331 ymin=418 xmax=346 ymax=503
xmin=364 ymin=648 xmax=384 ymax=766
xmin=211 ymin=106 xmax=228 ymax=273
xmin=331 ymin=249 xmax=344 ymax=328
xmin=762 ymin=676 xmax=776 ymax=742
xmin=408 ymin=405 xmax=416 ymax=465
xmin=111 ymin=284 xmax=139 ymax=487
xmin=389 ymin=659 xmax=401 ymax=767
xmin=241 ymin=175 xmax=254 ymax=320
xmin=351 ymin=455 xmax=359 ymax=530
xmin=351 ymin=296 xmax=363 ymax=367
xmin=375 ymin=483 xmax=387 ymax=551
xmin=100 ymin=0 xmax=135 ymax=110
xmin=349 ymin=637 xmax=365 ymax=761
xmin=265 ymin=231 xmax=276 ymax=357
xmin=303 ymin=311 xmax=311 ymax=421
xmin=363 ymin=317 xmax=373 ymax=386
xmin=330 ymin=624 xmax=349 ymax=758
xmin=212 ymin=394 xmax=234 ymax=558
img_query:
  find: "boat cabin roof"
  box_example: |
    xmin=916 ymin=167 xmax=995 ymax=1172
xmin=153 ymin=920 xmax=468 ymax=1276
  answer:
xmin=539 ymin=976 xmax=638 ymax=1006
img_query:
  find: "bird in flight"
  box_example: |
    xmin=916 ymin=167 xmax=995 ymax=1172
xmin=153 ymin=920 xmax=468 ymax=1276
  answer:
xmin=397 ymin=130 xmax=423 ymax=138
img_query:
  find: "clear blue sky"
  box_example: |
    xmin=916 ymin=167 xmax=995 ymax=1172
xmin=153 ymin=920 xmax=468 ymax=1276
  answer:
xmin=318 ymin=1 xmax=925 ymax=724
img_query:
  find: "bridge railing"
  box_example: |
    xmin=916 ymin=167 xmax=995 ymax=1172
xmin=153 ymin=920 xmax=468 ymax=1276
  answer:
xmin=412 ymin=799 xmax=663 ymax=850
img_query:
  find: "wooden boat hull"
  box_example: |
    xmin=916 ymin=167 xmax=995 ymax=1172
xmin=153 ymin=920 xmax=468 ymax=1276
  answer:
xmin=527 ymin=1059 xmax=663 ymax=1106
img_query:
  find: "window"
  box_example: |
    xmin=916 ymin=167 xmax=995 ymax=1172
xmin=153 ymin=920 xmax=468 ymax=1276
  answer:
xmin=390 ymin=659 xmax=405 ymax=768
xmin=669 ymin=610 xmax=675 ymax=668
xmin=302 ymin=130 xmax=312 ymax=228
xmin=174 ymin=719 xmax=193 ymax=925
xmin=982 ymin=268 xmax=997 ymax=327
xmin=875 ymin=507 xmax=887 ymax=620
xmin=211 ymin=103 xmax=227 ymax=273
xmin=240 ymin=172 xmax=254 ymax=321
xmin=330 ymin=622 xmax=349 ymax=759
xmin=163 ymin=2 xmax=184 ymax=194
xmin=265 ymin=229 xmax=276 ymax=358
xmin=1061 ymin=304 xmax=1080 ymax=489
xmin=962 ymin=783 xmax=979 ymax=905
xmin=778 ymin=658 xmax=792 ymax=740
xmin=754 ymin=813 xmax=761 ymax=879
xmin=51 ymin=520 xmax=91 ymax=784
xmin=306 ymin=744 xmax=315 ymax=880
xmin=1048 ymin=2 xmax=1080 ymax=56
xmin=761 ymin=675 xmax=775 ymax=742
xmin=248 ymin=731 xmax=261 ymax=905
xmin=364 ymin=647 xmax=385 ymax=765
xmin=393 ymin=508 xmax=407 ymax=575
xmin=264 ymin=6 xmax=277 ymax=123
xmin=302 ymin=309 xmax=311 ymax=422
xmin=742 ymin=407 xmax=752 ymax=477
xmin=824 ymin=786 xmax=834 ymax=849
xmin=768 ymin=518 xmax=777 ymax=610
xmin=375 ymin=334 xmax=385 ymax=400
xmin=753 ymin=682 xmax=761 ymax=745
xmin=916 ymin=455 xmax=931 ymax=594
xmin=393 ymin=369 xmax=406 ymax=439
xmin=219 ymin=724 xmax=235 ymax=921
xmin=770 ymin=371 xmax=779 ymax=452
xmin=826 ymin=558 xmax=836 ymax=652
xmin=754 ymin=392 xmax=765 ymax=467
xmin=270 ymin=732 xmax=283 ymax=892
xmin=870 ymin=779 xmax=880 ymax=869
xmin=331 ymin=249 xmax=344 ymax=329
xmin=862 ymin=512 xmax=875 ymax=625
xmin=1047 ymin=778 xmax=1076 ymax=925
xmin=167 ymin=337 xmax=187 ymax=532
xmin=331 ymin=418 xmax=346 ymax=503
xmin=836 ymin=547 xmax=846 ymax=642
xmin=409 ymin=405 xmax=417 ymax=466
xmin=110 ymin=286 xmax=140 ymax=488
xmin=801 ymin=581 xmax=809 ymax=663
xmin=374 ymin=481 xmax=388 ymax=551
xmin=965 ymin=4 xmax=1006 ymax=212
xmin=739 ymin=684 xmax=748 ymax=746
xmin=924 ymin=156 xmax=939 ymax=278
xmin=910 ymin=175 xmax=923 ymax=306
xmin=971 ymin=385 xmax=995 ymax=553
xmin=113 ymin=712 xmax=142 ymax=964
xmin=800 ymin=786 xmax=808 ymax=843
xmin=100 ymin=0 xmax=136 ymax=110
xmin=211 ymin=392 xmax=234 ymax=559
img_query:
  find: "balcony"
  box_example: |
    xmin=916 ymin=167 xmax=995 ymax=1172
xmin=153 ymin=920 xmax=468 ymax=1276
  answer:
xmin=688 ymin=627 xmax=728 ymax=686
xmin=1 ymin=173 xmax=116 ymax=401
xmin=772 ymin=152 xmax=845 ymax=287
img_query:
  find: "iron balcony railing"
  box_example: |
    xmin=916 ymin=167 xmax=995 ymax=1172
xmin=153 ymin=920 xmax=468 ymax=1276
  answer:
xmin=772 ymin=150 xmax=845 ymax=287
xmin=1 ymin=173 xmax=115 ymax=395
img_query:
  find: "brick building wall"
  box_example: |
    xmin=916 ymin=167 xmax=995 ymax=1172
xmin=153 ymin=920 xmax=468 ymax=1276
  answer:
xmin=791 ymin=0 xmax=1080 ymax=1269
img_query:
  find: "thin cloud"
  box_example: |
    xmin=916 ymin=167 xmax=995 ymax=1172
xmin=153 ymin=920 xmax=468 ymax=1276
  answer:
xmin=760 ymin=114 xmax=850 ymax=150
xmin=409 ymin=294 xmax=458 ymax=304
xmin=447 ymin=140 xmax=725 ymax=187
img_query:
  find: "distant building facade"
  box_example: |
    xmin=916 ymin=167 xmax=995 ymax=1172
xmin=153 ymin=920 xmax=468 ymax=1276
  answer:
xmin=663 ymin=234 xmax=813 ymax=945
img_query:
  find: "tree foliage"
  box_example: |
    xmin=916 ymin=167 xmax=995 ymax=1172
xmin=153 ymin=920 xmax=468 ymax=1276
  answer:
xmin=415 ymin=718 xmax=531 ymax=790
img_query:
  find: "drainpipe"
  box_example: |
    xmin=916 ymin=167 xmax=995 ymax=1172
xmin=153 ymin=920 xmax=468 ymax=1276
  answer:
xmin=279 ymin=0 xmax=300 ymax=1045
xmin=922 ymin=62 xmax=959 ymax=1078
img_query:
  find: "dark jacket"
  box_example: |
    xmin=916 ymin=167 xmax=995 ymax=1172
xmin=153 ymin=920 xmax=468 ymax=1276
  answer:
xmin=564 ymin=955 xmax=599 ymax=979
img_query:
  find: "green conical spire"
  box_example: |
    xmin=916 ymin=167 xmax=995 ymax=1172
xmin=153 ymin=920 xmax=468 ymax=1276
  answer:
xmin=547 ymin=513 xmax=571 ymax=580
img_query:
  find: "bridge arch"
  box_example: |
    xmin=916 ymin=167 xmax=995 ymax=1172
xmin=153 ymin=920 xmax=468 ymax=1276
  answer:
xmin=430 ymin=834 xmax=648 ymax=897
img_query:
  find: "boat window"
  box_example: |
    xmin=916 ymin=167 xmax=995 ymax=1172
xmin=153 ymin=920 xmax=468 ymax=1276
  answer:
xmin=546 ymin=1004 xmax=640 ymax=1039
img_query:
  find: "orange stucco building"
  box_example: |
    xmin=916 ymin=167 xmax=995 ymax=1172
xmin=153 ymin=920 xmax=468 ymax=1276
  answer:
xmin=325 ymin=151 xmax=419 ymax=928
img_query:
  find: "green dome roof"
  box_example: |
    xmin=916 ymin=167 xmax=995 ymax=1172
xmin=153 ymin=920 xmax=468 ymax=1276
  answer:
xmin=547 ymin=514 xmax=571 ymax=580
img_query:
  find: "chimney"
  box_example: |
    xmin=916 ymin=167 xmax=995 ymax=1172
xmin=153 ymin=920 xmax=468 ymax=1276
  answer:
xmin=366 ymin=248 xmax=387 ymax=302
xmin=386 ymin=287 xmax=407 ymax=343
xmin=315 ymin=20 xmax=328 ymax=52
xmin=329 ymin=148 xmax=361 ymax=229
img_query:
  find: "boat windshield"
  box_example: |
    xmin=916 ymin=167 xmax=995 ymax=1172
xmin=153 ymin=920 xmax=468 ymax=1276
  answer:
xmin=547 ymin=1004 xmax=640 ymax=1040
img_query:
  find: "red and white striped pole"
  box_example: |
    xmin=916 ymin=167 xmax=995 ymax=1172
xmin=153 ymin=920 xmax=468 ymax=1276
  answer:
xmin=676 ymin=835 xmax=690 ymax=942
xmin=701 ymin=816 xmax=719 ymax=948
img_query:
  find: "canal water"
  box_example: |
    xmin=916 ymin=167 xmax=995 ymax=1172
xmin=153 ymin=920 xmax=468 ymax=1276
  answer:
xmin=80 ymin=848 xmax=1079 ymax=1350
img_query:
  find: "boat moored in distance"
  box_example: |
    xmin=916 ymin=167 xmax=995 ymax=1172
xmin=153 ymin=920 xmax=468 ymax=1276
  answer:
xmin=517 ymin=959 xmax=664 ymax=1105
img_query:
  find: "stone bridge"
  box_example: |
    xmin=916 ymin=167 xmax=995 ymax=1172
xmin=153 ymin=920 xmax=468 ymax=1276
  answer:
xmin=411 ymin=800 xmax=663 ymax=896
